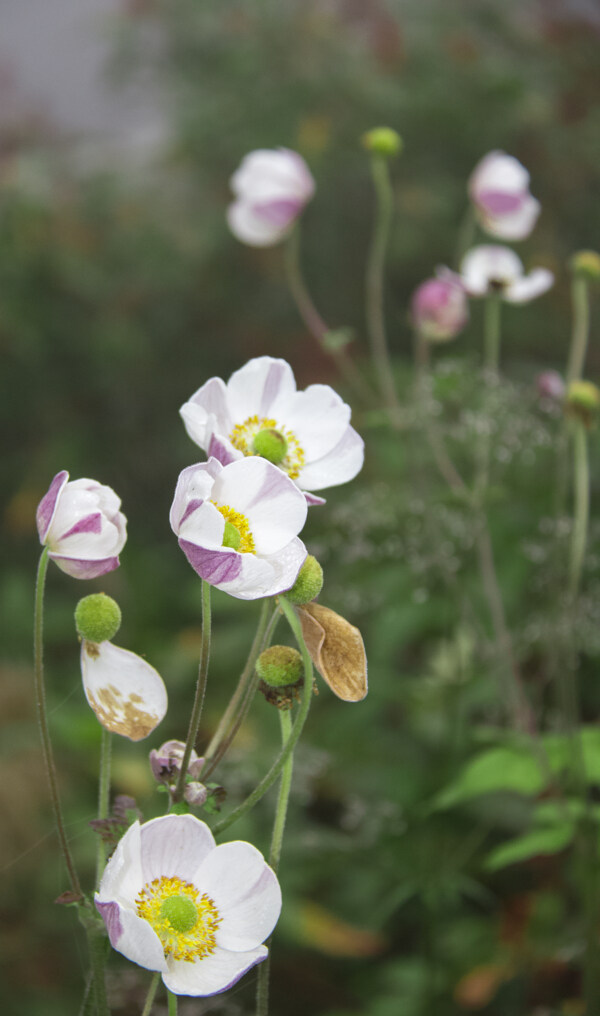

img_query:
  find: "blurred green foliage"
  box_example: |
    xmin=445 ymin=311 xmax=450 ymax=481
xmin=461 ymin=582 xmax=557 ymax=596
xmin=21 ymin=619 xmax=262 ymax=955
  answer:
xmin=2 ymin=1 xmax=600 ymax=1014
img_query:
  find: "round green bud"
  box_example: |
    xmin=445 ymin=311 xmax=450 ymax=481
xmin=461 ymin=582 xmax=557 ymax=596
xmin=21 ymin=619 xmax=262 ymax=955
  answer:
xmin=253 ymin=428 xmax=288 ymax=465
xmin=569 ymin=250 xmax=600 ymax=282
xmin=361 ymin=127 xmax=403 ymax=158
xmin=285 ymin=555 xmax=324 ymax=605
xmin=75 ymin=594 xmax=121 ymax=643
xmin=222 ymin=521 xmax=241 ymax=550
xmin=256 ymin=645 xmax=304 ymax=688
xmin=159 ymin=895 xmax=198 ymax=934
xmin=567 ymin=380 xmax=600 ymax=413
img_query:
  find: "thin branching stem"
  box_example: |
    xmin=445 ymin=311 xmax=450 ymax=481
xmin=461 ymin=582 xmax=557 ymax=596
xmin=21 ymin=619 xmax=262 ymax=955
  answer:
xmin=173 ymin=581 xmax=211 ymax=803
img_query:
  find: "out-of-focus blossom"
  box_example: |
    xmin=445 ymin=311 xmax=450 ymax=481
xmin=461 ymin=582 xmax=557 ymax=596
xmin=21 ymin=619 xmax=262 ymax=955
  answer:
xmin=460 ymin=246 xmax=554 ymax=304
xmin=149 ymin=740 xmax=204 ymax=786
xmin=411 ymin=271 xmax=469 ymax=342
xmin=80 ymin=640 xmax=167 ymax=741
xmin=227 ymin=149 xmax=314 ymax=247
xmin=469 ymin=151 xmax=540 ymax=241
xmin=180 ymin=356 xmax=364 ymax=505
xmin=170 ymin=456 xmax=307 ymax=601
xmin=536 ymin=371 xmax=566 ymax=402
xmin=95 ymin=814 xmax=281 ymax=996
xmin=36 ymin=471 xmax=127 ymax=579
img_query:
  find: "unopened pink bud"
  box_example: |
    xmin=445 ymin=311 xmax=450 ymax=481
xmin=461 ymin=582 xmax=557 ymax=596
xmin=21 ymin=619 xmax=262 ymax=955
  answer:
xmin=411 ymin=273 xmax=468 ymax=342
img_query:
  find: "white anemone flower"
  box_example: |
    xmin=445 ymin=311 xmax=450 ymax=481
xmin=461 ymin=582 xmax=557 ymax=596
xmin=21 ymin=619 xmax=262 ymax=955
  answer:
xmin=227 ymin=148 xmax=315 ymax=247
xmin=180 ymin=356 xmax=364 ymax=506
xmin=96 ymin=815 xmax=281 ymax=997
xmin=80 ymin=641 xmax=168 ymax=741
xmin=460 ymin=245 xmax=554 ymax=304
xmin=170 ymin=456 xmax=308 ymax=600
xmin=469 ymin=151 xmax=541 ymax=241
xmin=36 ymin=471 xmax=127 ymax=579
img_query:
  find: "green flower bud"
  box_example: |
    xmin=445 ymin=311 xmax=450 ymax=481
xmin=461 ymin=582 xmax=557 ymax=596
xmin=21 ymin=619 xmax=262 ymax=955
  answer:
xmin=285 ymin=555 xmax=324 ymax=605
xmin=361 ymin=127 xmax=403 ymax=158
xmin=566 ymin=380 xmax=600 ymax=427
xmin=569 ymin=250 xmax=600 ymax=282
xmin=253 ymin=428 xmax=288 ymax=465
xmin=75 ymin=593 xmax=121 ymax=643
xmin=256 ymin=645 xmax=304 ymax=688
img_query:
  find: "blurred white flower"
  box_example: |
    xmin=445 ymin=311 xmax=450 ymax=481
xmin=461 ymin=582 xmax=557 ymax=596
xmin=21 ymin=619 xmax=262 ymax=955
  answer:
xmin=227 ymin=148 xmax=315 ymax=247
xmin=469 ymin=151 xmax=540 ymax=241
xmin=460 ymin=245 xmax=554 ymax=303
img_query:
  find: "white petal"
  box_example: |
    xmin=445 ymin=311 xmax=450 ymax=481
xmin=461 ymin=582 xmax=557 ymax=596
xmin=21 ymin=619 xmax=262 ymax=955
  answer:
xmin=479 ymin=195 xmax=541 ymax=241
xmin=169 ymin=460 xmax=223 ymax=534
xmin=212 ymin=458 xmax=307 ymax=555
xmin=81 ymin=642 xmax=168 ymax=742
xmin=504 ymin=267 xmax=554 ymax=303
xmin=194 ymin=842 xmax=282 ymax=952
xmin=278 ymin=385 xmax=351 ymax=461
xmin=218 ymin=537 xmax=306 ymax=600
xmin=230 ymin=149 xmax=314 ymax=203
xmin=139 ymin=815 xmax=216 ymax=885
xmin=178 ymin=500 xmax=225 ymax=549
xmin=226 ymin=357 xmax=297 ymax=422
xmin=163 ymin=945 xmax=267 ymax=997
xmin=180 ymin=377 xmax=231 ymax=451
xmin=96 ymin=820 xmax=144 ymax=906
xmin=227 ymin=200 xmax=286 ymax=247
xmin=296 ymin=425 xmax=364 ymax=491
xmin=460 ymin=245 xmax=524 ymax=295
xmin=470 ymin=151 xmax=530 ymax=198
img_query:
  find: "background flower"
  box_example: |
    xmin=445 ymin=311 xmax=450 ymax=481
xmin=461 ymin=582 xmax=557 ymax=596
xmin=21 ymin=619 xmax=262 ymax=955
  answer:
xmin=180 ymin=356 xmax=364 ymax=503
xmin=36 ymin=471 xmax=127 ymax=579
xmin=170 ymin=456 xmax=308 ymax=600
xmin=227 ymin=148 xmax=315 ymax=247
xmin=411 ymin=272 xmax=469 ymax=342
xmin=95 ymin=815 xmax=281 ymax=996
xmin=468 ymin=151 xmax=541 ymax=241
xmin=460 ymin=245 xmax=554 ymax=303
xmin=80 ymin=640 xmax=168 ymax=741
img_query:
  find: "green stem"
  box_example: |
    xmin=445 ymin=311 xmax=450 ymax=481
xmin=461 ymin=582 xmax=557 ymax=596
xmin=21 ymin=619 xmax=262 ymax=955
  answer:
xmin=141 ymin=972 xmax=161 ymax=1016
xmin=365 ymin=155 xmax=402 ymax=426
xmin=568 ymin=421 xmax=589 ymax=601
xmin=173 ymin=581 xmax=212 ymax=803
xmin=205 ymin=600 xmax=274 ymax=760
xmin=284 ymin=227 xmax=373 ymax=403
xmin=84 ymin=925 xmax=109 ymax=1016
xmin=33 ymin=547 xmax=83 ymax=898
xmin=167 ymin=990 xmax=178 ymax=1016
xmin=95 ymin=728 xmax=112 ymax=888
xmin=414 ymin=331 xmax=469 ymax=497
xmin=212 ymin=597 xmax=313 ymax=837
xmin=255 ymin=709 xmax=294 ymax=1016
xmin=483 ymin=293 xmax=502 ymax=375
xmin=566 ymin=276 xmax=590 ymax=386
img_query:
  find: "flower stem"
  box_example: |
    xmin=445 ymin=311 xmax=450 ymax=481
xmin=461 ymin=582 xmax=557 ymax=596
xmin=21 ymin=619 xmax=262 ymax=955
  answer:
xmin=141 ymin=972 xmax=161 ymax=1016
xmin=483 ymin=292 xmax=502 ymax=375
xmin=173 ymin=581 xmax=212 ymax=803
xmin=568 ymin=420 xmax=589 ymax=602
xmin=167 ymin=990 xmax=178 ymax=1016
xmin=33 ymin=547 xmax=83 ymax=898
xmin=95 ymin=728 xmax=112 ymax=888
xmin=284 ymin=226 xmax=373 ymax=403
xmin=84 ymin=924 xmax=109 ymax=1016
xmin=212 ymin=596 xmax=313 ymax=837
xmin=365 ymin=154 xmax=402 ymax=426
xmin=566 ymin=276 xmax=590 ymax=387
xmin=255 ymin=708 xmax=294 ymax=1016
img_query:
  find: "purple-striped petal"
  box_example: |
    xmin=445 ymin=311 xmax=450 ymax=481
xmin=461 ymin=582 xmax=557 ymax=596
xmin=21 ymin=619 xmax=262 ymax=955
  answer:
xmin=178 ymin=540 xmax=243 ymax=585
xmin=36 ymin=470 xmax=69 ymax=543
xmin=48 ymin=553 xmax=121 ymax=580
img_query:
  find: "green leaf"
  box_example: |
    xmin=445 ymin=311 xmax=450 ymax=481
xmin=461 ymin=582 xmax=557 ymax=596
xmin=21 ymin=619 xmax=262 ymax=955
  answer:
xmin=484 ymin=823 xmax=575 ymax=871
xmin=433 ymin=745 xmax=548 ymax=809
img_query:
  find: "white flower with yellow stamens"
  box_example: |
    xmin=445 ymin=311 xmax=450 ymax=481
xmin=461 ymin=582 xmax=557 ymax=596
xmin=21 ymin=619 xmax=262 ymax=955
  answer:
xmin=95 ymin=815 xmax=281 ymax=997
xmin=179 ymin=356 xmax=364 ymax=506
xmin=170 ymin=456 xmax=308 ymax=600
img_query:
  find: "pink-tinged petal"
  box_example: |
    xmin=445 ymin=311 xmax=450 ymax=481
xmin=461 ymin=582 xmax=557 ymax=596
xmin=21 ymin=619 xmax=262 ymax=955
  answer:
xmin=480 ymin=194 xmax=541 ymax=241
xmin=96 ymin=819 xmax=144 ymax=905
xmin=226 ymin=357 xmax=296 ymax=421
xmin=36 ymin=470 xmax=69 ymax=543
xmin=97 ymin=902 xmax=167 ymax=973
xmin=212 ymin=458 xmax=307 ymax=555
xmin=504 ymin=267 xmax=554 ymax=303
xmin=48 ymin=553 xmax=121 ymax=580
xmin=476 ymin=190 xmax=524 ymax=216
xmin=162 ymin=945 xmax=267 ymax=997
xmin=305 ymin=492 xmax=326 ymax=506
xmin=180 ymin=378 xmax=232 ymax=451
xmin=296 ymin=426 xmax=364 ymax=492
xmin=195 ymin=842 xmax=282 ymax=951
xmin=80 ymin=641 xmax=167 ymax=742
xmin=169 ymin=460 xmax=223 ymax=534
xmin=207 ymin=432 xmax=240 ymax=466
xmin=469 ymin=151 xmax=530 ymax=200
xmin=139 ymin=815 xmax=216 ymax=885
xmin=58 ymin=511 xmax=103 ymax=540
xmin=178 ymin=540 xmax=243 ymax=585
xmin=232 ymin=537 xmax=306 ymax=600
xmin=230 ymin=149 xmax=314 ymax=203
xmin=227 ymin=200 xmax=287 ymax=247
xmin=252 ymin=196 xmax=302 ymax=228
xmin=178 ymin=500 xmax=224 ymax=548
xmin=460 ymin=245 xmax=523 ymax=295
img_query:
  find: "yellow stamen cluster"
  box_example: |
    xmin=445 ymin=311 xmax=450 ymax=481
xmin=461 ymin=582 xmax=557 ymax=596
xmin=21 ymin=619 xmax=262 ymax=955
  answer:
xmin=211 ymin=502 xmax=256 ymax=554
xmin=229 ymin=415 xmax=305 ymax=480
xmin=136 ymin=875 xmax=221 ymax=963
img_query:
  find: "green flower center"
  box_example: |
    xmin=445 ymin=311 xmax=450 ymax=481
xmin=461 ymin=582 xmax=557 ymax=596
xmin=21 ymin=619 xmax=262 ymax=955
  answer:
xmin=252 ymin=427 xmax=288 ymax=465
xmin=159 ymin=894 xmax=198 ymax=934
xmin=222 ymin=520 xmax=242 ymax=551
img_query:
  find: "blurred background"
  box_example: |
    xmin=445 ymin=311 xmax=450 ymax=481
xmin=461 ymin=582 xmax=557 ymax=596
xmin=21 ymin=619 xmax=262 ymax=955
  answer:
xmin=2 ymin=1 xmax=600 ymax=1013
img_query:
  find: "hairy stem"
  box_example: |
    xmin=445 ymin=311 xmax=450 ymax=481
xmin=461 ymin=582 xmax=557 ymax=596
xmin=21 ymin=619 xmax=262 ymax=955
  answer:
xmin=95 ymin=728 xmax=112 ymax=888
xmin=173 ymin=581 xmax=212 ymax=803
xmin=141 ymin=972 xmax=161 ymax=1016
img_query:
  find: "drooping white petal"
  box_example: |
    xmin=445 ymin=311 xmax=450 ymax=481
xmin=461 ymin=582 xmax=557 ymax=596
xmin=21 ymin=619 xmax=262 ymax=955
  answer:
xmin=81 ymin=641 xmax=167 ymax=742
xmin=504 ymin=267 xmax=554 ymax=303
xmin=226 ymin=357 xmax=297 ymax=422
xmin=194 ymin=842 xmax=282 ymax=952
xmin=139 ymin=815 xmax=216 ymax=885
xmin=480 ymin=194 xmax=541 ymax=240
xmin=296 ymin=425 xmax=365 ymax=491
xmin=163 ymin=945 xmax=268 ymax=997
xmin=222 ymin=536 xmax=306 ymax=600
xmin=169 ymin=459 xmax=223 ymax=534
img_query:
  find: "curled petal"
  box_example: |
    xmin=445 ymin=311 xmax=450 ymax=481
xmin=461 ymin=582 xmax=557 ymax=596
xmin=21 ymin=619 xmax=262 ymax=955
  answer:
xmin=81 ymin=641 xmax=168 ymax=741
xmin=296 ymin=602 xmax=368 ymax=702
xmin=504 ymin=267 xmax=554 ymax=303
xmin=163 ymin=945 xmax=267 ymax=997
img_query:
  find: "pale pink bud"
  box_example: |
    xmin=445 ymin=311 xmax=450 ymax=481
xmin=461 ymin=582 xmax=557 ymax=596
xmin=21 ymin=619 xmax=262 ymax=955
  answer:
xmin=411 ymin=272 xmax=468 ymax=342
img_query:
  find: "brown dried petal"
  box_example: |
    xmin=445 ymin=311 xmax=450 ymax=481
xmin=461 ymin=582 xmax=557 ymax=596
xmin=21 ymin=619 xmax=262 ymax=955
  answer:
xmin=296 ymin=602 xmax=368 ymax=702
